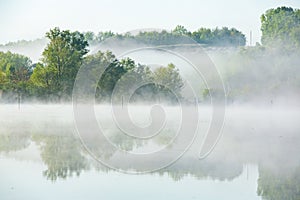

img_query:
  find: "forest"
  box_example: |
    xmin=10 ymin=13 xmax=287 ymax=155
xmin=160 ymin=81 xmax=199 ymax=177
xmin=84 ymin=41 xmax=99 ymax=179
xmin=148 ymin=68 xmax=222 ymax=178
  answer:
xmin=0 ymin=6 xmax=299 ymax=104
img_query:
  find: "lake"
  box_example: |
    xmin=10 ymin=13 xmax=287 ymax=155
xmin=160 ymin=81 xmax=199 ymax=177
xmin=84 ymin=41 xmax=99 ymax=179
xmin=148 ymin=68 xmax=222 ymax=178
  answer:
xmin=0 ymin=104 xmax=299 ymax=200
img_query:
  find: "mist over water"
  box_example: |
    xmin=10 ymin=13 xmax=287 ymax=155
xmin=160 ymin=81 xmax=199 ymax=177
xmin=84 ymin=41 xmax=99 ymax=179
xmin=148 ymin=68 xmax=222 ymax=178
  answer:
xmin=1 ymin=21 xmax=300 ymax=200
xmin=1 ymin=104 xmax=299 ymax=166
xmin=0 ymin=103 xmax=299 ymax=199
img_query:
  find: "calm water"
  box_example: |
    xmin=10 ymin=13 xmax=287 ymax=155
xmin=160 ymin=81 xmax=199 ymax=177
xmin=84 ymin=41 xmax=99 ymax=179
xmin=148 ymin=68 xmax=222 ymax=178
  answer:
xmin=0 ymin=105 xmax=299 ymax=200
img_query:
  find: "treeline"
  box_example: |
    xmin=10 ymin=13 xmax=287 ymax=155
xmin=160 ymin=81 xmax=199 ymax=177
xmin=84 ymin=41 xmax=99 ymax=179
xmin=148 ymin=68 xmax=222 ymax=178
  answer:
xmin=84 ymin=25 xmax=246 ymax=46
xmin=0 ymin=26 xmax=246 ymax=48
xmin=0 ymin=27 xmax=183 ymax=103
xmin=0 ymin=6 xmax=299 ymax=104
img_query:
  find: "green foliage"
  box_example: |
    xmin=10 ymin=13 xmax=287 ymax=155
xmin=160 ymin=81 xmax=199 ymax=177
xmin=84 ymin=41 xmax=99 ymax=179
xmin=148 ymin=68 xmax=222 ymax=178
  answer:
xmin=0 ymin=71 xmax=7 ymax=90
xmin=96 ymin=31 xmax=116 ymax=42
xmin=134 ymin=30 xmax=183 ymax=45
xmin=0 ymin=51 xmax=32 ymax=96
xmin=83 ymin=31 xmax=95 ymax=42
xmin=172 ymin=25 xmax=189 ymax=36
xmin=153 ymin=63 xmax=184 ymax=101
xmin=81 ymin=51 xmax=117 ymax=94
xmin=29 ymin=63 xmax=57 ymax=99
xmin=124 ymin=64 xmax=156 ymax=102
xmin=83 ymin=51 xmax=184 ymax=103
xmin=40 ymin=27 xmax=89 ymax=99
xmin=261 ymin=6 xmax=300 ymax=49
xmin=83 ymin=25 xmax=245 ymax=47
xmin=191 ymin=27 xmax=246 ymax=46
xmin=97 ymin=57 xmax=135 ymax=100
xmin=3 ymin=5 xmax=300 ymax=103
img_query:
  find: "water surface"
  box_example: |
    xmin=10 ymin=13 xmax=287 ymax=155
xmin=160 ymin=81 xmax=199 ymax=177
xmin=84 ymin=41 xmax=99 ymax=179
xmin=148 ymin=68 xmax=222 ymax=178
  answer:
xmin=0 ymin=105 xmax=299 ymax=200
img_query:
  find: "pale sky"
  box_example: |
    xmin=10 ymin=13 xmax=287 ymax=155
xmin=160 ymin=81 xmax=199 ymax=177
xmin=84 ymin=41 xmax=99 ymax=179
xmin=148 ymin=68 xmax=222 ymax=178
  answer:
xmin=0 ymin=0 xmax=300 ymax=45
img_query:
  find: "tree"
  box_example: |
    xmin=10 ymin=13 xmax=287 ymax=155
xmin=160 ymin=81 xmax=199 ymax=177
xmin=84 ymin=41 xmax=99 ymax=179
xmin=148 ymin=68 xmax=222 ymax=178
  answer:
xmin=0 ymin=71 xmax=7 ymax=90
xmin=83 ymin=31 xmax=96 ymax=45
xmin=81 ymin=51 xmax=185 ymax=103
xmin=82 ymin=26 xmax=246 ymax=46
xmin=192 ymin=27 xmax=246 ymax=46
xmin=261 ymin=6 xmax=300 ymax=48
xmin=29 ymin=63 xmax=57 ymax=99
xmin=81 ymin=51 xmax=137 ymax=101
xmin=153 ymin=63 xmax=184 ymax=102
xmin=172 ymin=25 xmax=189 ymax=36
xmin=0 ymin=51 xmax=32 ymax=102
xmin=192 ymin=28 xmax=213 ymax=44
xmin=98 ymin=57 xmax=135 ymax=100
xmin=41 ymin=27 xmax=89 ymax=99
xmin=96 ymin=31 xmax=115 ymax=42
xmin=114 ymin=63 xmax=155 ymax=102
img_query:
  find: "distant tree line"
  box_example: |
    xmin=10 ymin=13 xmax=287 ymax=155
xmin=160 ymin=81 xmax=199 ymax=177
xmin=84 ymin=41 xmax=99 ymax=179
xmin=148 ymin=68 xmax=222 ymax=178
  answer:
xmin=83 ymin=25 xmax=246 ymax=46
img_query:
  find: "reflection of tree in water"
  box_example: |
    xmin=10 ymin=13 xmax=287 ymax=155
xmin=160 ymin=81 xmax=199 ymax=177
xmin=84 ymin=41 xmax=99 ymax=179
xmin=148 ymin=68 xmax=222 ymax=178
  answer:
xmin=33 ymin=129 xmax=244 ymax=182
xmin=108 ymin=133 xmax=145 ymax=151
xmin=257 ymin=166 xmax=300 ymax=200
xmin=81 ymin=135 xmax=116 ymax=160
xmin=164 ymin=159 xmax=243 ymax=182
xmin=33 ymin=135 xmax=88 ymax=181
xmin=153 ymin=129 xmax=177 ymax=146
xmin=0 ymin=121 xmax=32 ymax=153
xmin=6 ymin=121 xmax=300 ymax=194
xmin=0 ymin=133 xmax=30 ymax=153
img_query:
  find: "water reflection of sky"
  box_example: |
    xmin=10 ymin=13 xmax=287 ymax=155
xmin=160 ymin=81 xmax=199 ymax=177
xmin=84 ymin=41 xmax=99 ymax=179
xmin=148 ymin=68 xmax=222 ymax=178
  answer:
xmin=0 ymin=105 xmax=299 ymax=200
xmin=0 ymin=155 xmax=260 ymax=200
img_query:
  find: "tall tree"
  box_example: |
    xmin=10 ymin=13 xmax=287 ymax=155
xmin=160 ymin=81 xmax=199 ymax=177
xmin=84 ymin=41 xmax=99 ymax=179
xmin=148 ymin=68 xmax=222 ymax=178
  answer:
xmin=261 ymin=6 xmax=300 ymax=48
xmin=41 ymin=27 xmax=89 ymax=99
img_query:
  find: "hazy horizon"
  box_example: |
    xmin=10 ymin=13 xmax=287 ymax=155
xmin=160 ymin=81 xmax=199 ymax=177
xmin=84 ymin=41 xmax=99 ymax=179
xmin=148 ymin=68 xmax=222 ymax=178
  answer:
xmin=1 ymin=0 xmax=300 ymax=45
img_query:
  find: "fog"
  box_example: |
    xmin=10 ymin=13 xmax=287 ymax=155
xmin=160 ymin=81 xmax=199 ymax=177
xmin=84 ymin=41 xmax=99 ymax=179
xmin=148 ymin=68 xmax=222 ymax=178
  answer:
xmin=1 ymin=35 xmax=300 ymax=199
xmin=0 ymin=38 xmax=48 ymax=62
xmin=2 ymin=36 xmax=300 ymax=106
xmin=1 ymin=104 xmax=299 ymax=166
xmin=1 ymin=102 xmax=299 ymax=199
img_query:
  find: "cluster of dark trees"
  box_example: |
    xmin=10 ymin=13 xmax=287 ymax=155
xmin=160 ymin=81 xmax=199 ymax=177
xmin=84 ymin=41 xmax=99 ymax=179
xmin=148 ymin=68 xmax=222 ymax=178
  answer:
xmin=84 ymin=25 xmax=246 ymax=46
